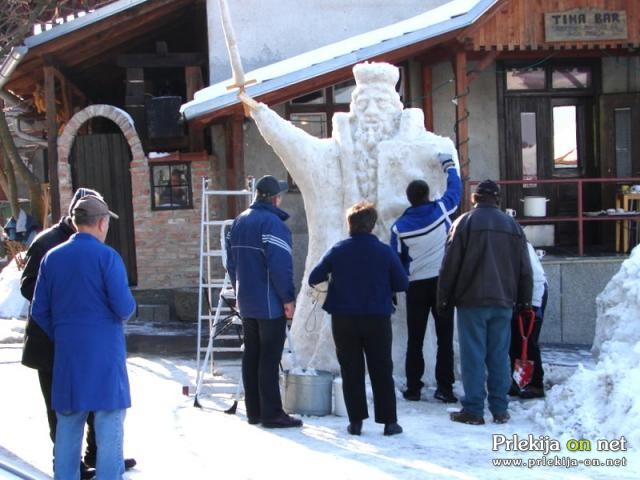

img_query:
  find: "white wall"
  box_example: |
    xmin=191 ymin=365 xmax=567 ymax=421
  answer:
xmin=207 ymin=0 xmax=450 ymax=83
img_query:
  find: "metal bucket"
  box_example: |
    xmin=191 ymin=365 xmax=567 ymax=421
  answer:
xmin=281 ymin=370 xmax=333 ymax=416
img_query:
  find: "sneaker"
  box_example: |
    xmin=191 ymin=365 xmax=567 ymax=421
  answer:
xmin=434 ymin=387 xmax=458 ymax=403
xmin=383 ymin=422 xmax=403 ymax=436
xmin=519 ymin=386 xmax=545 ymax=399
xmin=347 ymin=421 xmax=362 ymax=436
xmin=261 ymin=413 xmax=303 ymax=429
xmin=247 ymin=417 xmax=261 ymax=425
xmin=493 ymin=412 xmax=511 ymax=424
xmin=450 ymin=410 xmax=485 ymax=425
xmin=402 ymin=390 xmax=421 ymax=401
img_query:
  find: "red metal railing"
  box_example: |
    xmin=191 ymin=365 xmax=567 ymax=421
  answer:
xmin=469 ymin=177 xmax=640 ymax=256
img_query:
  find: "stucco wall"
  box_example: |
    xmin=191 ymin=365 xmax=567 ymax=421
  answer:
xmin=206 ymin=0 xmax=450 ymax=83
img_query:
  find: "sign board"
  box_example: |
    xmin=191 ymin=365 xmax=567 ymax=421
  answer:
xmin=545 ymin=9 xmax=627 ymax=42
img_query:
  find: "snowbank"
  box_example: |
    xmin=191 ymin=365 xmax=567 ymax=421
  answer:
xmin=531 ymin=246 xmax=640 ymax=447
xmin=0 ymin=259 xmax=28 ymax=319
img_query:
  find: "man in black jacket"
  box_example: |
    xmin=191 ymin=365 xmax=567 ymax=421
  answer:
xmin=21 ymin=188 xmax=136 ymax=478
xmin=437 ymin=180 xmax=532 ymax=425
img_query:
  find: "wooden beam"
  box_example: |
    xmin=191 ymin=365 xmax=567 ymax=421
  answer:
xmin=116 ymin=53 xmax=206 ymax=68
xmin=421 ymin=63 xmax=434 ymax=132
xmin=226 ymin=112 xmax=245 ymax=217
xmin=185 ymin=66 xmax=205 ymax=152
xmin=44 ymin=66 xmax=60 ymax=220
xmin=51 ymin=66 xmax=88 ymax=106
xmin=466 ymin=50 xmax=498 ymax=85
xmin=454 ymin=49 xmax=470 ymax=211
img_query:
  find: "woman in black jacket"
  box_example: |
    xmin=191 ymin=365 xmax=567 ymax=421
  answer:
xmin=309 ymin=201 xmax=408 ymax=436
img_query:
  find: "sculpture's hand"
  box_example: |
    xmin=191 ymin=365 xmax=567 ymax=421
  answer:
xmin=238 ymin=90 xmax=259 ymax=112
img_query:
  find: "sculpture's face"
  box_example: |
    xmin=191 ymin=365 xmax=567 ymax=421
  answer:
xmin=351 ymin=86 xmax=401 ymax=147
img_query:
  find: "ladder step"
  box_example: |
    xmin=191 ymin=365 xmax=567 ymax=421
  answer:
xmin=203 ymin=250 xmax=224 ymax=256
xmin=199 ymin=283 xmax=227 ymax=288
xmin=209 ymin=346 xmax=243 ymax=352
xmin=204 ymin=190 xmax=253 ymax=196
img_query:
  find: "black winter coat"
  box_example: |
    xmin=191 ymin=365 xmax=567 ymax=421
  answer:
xmin=437 ymin=203 xmax=533 ymax=311
xmin=20 ymin=217 xmax=75 ymax=370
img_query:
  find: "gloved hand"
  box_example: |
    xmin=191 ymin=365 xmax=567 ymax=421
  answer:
xmin=517 ymin=304 xmax=535 ymax=320
xmin=438 ymin=153 xmax=455 ymax=173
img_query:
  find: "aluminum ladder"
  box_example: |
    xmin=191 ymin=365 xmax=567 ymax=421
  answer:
xmin=194 ymin=176 xmax=254 ymax=406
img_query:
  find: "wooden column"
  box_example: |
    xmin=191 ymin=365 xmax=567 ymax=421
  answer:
xmin=454 ymin=49 xmax=470 ymax=211
xmin=44 ymin=65 xmax=60 ymax=219
xmin=226 ymin=112 xmax=245 ymax=217
xmin=421 ymin=63 xmax=434 ymax=132
xmin=185 ymin=66 xmax=205 ymax=151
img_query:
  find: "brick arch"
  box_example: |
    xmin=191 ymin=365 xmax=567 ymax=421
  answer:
xmin=57 ymin=104 xmax=145 ymax=209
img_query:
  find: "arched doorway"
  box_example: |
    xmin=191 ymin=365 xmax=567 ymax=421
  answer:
xmin=58 ymin=105 xmax=141 ymax=285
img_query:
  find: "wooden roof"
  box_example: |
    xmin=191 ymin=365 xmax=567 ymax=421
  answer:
xmin=4 ymin=0 xmax=206 ymax=104
xmin=460 ymin=0 xmax=640 ymax=51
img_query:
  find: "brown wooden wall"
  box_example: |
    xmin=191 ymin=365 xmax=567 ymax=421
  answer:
xmin=462 ymin=0 xmax=640 ymax=51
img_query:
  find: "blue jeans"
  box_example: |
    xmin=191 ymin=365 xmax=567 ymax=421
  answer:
xmin=457 ymin=307 xmax=512 ymax=417
xmin=55 ymin=409 xmax=125 ymax=480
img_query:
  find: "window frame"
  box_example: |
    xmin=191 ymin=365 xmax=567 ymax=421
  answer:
xmin=149 ymin=161 xmax=193 ymax=211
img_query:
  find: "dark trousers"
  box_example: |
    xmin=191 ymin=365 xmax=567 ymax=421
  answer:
xmin=510 ymin=288 xmax=548 ymax=389
xmin=37 ymin=369 xmax=97 ymax=461
xmin=331 ymin=314 xmax=397 ymax=424
xmin=242 ymin=317 xmax=287 ymax=421
xmin=405 ymin=277 xmax=454 ymax=392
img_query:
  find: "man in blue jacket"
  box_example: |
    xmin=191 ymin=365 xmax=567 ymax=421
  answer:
xmin=390 ymin=155 xmax=461 ymax=403
xmin=32 ymin=195 xmax=136 ymax=478
xmin=226 ymin=175 xmax=302 ymax=428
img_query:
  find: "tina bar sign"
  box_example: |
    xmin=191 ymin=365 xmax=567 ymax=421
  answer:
xmin=545 ymin=9 xmax=627 ymax=42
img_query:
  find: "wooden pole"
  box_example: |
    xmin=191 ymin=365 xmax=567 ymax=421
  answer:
xmin=421 ymin=63 xmax=434 ymax=132
xmin=454 ymin=49 xmax=470 ymax=211
xmin=44 ymin=65 xmax=60 ymax=220
xmin=226 ymin=112 xmax=245 ymax=217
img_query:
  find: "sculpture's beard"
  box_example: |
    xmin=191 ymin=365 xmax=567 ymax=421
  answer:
xmin=354 ymin=117 xmax=396 ymax=151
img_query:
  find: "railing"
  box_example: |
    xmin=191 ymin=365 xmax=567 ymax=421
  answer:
xmin=469 ymin=177 xmax=640 ymax=256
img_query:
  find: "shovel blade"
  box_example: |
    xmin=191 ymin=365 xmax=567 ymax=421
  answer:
xmin=513 ymin=358 xmax=534 ymax=389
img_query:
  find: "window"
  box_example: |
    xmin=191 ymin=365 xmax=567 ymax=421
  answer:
xmin=552 ymin=106 xmax=579 ymax=170
xmin=614 ymin=108 xmax=632 ymax=177
xmin=552 ymin=67 xmax=591 ymax=89
xmin=520 ymin=112 xmax=538 ymax=187
xmin=150 ymin=163 xmax=192 ymax=210
xmin=506 ymin=67 xmax=546 ymax=90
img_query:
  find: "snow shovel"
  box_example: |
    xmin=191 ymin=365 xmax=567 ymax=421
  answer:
xmin=512 ymin=309 xmax=536 ymax=389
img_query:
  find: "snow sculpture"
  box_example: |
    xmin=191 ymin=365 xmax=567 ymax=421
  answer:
xmin=240 ymin=62 xmax=459 ymax=373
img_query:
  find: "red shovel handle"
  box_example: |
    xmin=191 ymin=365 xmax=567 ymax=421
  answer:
xmin=518 ymin=310 xmax=536 ymax=361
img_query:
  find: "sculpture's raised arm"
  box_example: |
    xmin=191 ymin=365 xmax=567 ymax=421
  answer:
xmin=238 ymin=91 xmax=338 ymax=195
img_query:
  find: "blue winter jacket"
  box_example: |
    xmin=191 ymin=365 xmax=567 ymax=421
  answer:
xmin=390 ymin=168 xmax=461 ymax=281
xmin=31 ymin=233 xmax=136 ymax=412
xmin=309 ymin=233 xmax=409 ymax=316
xmin=226 ymin=201 xmax=295 ymax=319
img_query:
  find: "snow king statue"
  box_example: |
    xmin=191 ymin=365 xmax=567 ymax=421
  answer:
xmin=238 ymin=61 xmax=460 ymax=374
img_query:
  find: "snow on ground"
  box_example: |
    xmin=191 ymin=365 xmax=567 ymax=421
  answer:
xmin=1 ymin=250 xmax=639 ymax=479
xmin=0 ymin=259 xmax=28 ymax=319
xmin=0 ymin=319 xmax=637 ymax=479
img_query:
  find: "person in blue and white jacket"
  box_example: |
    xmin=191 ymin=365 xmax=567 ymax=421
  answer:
xmin=226 ymin=175 xmax=302 ymax=429
xmin=390 ymin=154 xmax=462 ymax=403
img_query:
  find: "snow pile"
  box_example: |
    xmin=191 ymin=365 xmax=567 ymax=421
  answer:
xmin=532 ymin=247 xmax=640 ymax=447
xmin=0 ymin=259 xmax=28 ymax=319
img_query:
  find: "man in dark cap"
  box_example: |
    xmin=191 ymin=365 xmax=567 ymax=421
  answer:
xmin=437 ymin=180 xmax=532 ymax=425
xmin=31 ymin=194 xmax=136 ymax=479
xmin=225 ymin=175 xmax=302 ymax=428
xmin=21 ymin=188 xmax=136 ymax=478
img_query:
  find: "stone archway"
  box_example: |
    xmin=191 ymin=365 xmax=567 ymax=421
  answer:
xmin=57 ymin=104 xmax=145 ymax=209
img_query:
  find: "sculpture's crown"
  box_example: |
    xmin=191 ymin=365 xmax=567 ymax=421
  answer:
xmin=353 ymin=62 xmax=399 ymax=88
